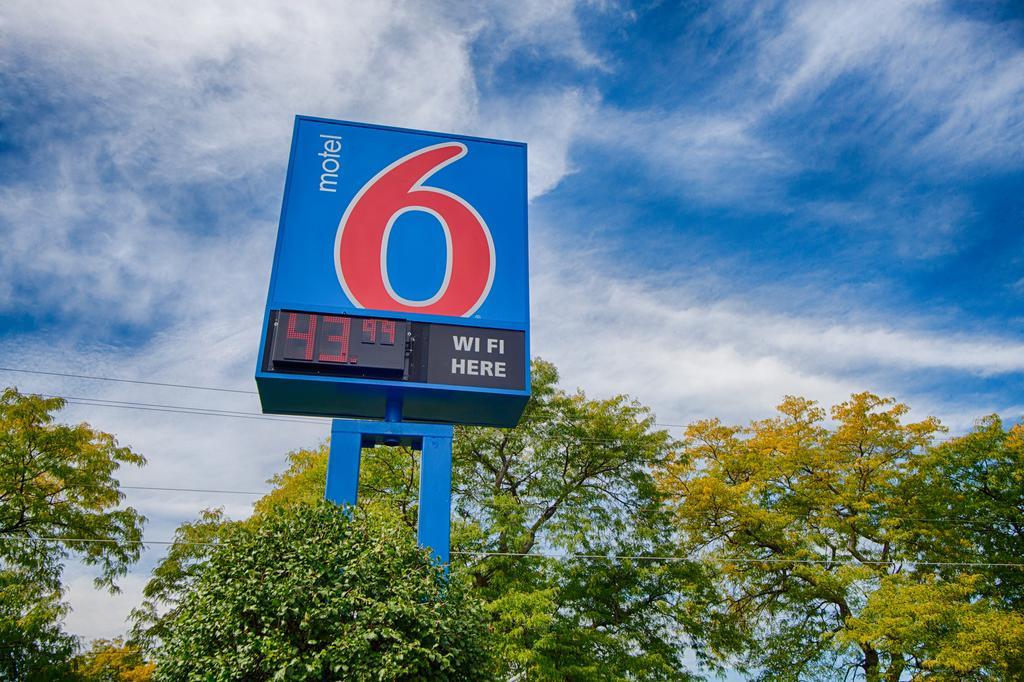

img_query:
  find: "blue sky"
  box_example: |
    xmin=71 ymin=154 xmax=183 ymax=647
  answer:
xmin=1 ymin=0 xmax=1023 ymax=659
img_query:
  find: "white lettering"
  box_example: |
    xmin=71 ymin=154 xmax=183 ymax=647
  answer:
xmin=318 ymin=135 xmax=342 ymax=193
xmin=466 ymin=359 xmax=480 ymax=375
xmin=319 ymin=173 xmax=337 ymax=192
xmin=487 ymin=338 xmax=499 ymax=354
xmin=480 ymin=360 xmax=493 ymax=376
xmin=495 ymin=361 xmax=506 ymax=377
xmin=453 ymin=335 xmax=476 ymax=352
xmin=451 ymin=358 xmax=466 ymax=374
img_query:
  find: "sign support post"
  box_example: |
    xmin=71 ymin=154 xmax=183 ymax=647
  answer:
xmin=325 ymin=417 xmax=454 ymax=564
xmin=417 ymin=431 xmax=453 ymax=565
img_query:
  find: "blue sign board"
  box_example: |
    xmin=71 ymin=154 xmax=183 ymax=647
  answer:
xmin=256 ymin=116 xmax=530 ymax=427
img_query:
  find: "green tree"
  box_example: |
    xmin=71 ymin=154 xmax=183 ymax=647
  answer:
xmin=251 ymin=361 xmax=732 ymax=679
xmin=0 ymin=569 xmax=78 ymax=681
xmin=153 ymin=501 xmax=491 ymax=681
xmin=136 ymin=361 xmax=733 ymax=679
xmin=834 ymin=416 xmax=1024 ymax=680
xmin=900 ymin=416 xmax=1024 ymax=606
xmin=0 ymin=388 xmax=146 ymax=680
xmin=656 ymin=393 xmax=1024 ymax=681
xmin=449 ymin=360 xmax=727 ymax=679
xmin=837 ymin=574 xmax=1024 ymax=680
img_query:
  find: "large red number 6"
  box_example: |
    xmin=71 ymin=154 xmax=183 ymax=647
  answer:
xmin=334 ymin=143 xmax=495 ymax=317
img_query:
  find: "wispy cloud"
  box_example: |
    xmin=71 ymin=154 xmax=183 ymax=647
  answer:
xmin=0 ymin=0 xmax=602 ymax=327
xmin=531 ymin=240 xmax=1024 ymax=426
xmin=582 ymin=108 xmax=798 ymax=207
xmin=761 ymin=0 xmax=1024 ymax=169
xmin=584 ymin=0 xmax=1024 ymax=212
xmin=456 ymin=0 xmax=611 ymax=73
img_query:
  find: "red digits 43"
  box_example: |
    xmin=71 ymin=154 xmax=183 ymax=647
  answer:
xmin=318 ymin=316 xmax=351 ymax=363
xmin=334 ymin=143 xmax=495 ymax=317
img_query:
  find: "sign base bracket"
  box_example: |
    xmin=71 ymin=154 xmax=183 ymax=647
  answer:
xmin=325 ymin=418 xmax=453 ymax=564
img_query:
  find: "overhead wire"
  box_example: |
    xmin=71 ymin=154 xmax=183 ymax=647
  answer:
xmin=47 ymin=394 xmax=325 ymax=425
xmin=28 ymin=481 xmax=1024 ymax=527
xmin=1 ymin=365 xmax=968 ymax=443
xmin=1 ymin=534 xmax=1021 ymax=569
xmin=0 ymin=366 xmax=258 ymax=395
xmin=20 ymin=389 xmax=961 ymax=446
xmin=1 ymin=366 xmax=1006 ymax=525
xmin=0 ymin=366 xmax=729 ymax=432
xmin=117 ymin=485 xmax=266 ymax=496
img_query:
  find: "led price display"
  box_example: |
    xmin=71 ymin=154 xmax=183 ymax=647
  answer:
xmin=266 ymin=311 xmax=407 ymax=377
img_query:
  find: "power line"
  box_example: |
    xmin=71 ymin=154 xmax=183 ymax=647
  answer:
xmin=37 ymin=392 xmax=669 ymax=444
xmin=0 ymin=366 xmax=258 ymax=395
xmin=54 ymin=478 xmax=1022 ymax=527
xmin=74 ymin=482 xmax=1024 ymax=526
xmin=0 ymin=367 xmax=705 ymax=431
xmin=48 ymin=396 xmax=657 ymax=445
xmin=118 ymin=485 xmax=266 ymax=496
xmin=2 ymin=535 xmax=1021 ymax=569
xmin=449 ymin=550 xmax=1024 ymax=569
xmin=49 ymin=395 xmax=326 ymax=426
xmin=1 ymin=535 xmax=207 ymax=548
xmin=3 ymin=366 xmax=967 ymax=442
xmin=41 ymin=392 xmax=961 ymax=448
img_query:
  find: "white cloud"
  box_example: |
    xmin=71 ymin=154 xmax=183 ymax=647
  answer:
xmin=63 ymin=571 xmax=152 ymax=644
xmin=530 ymin=241 xmax=1024 ymax=427
xmin=479 ymin=88 xmax=597 ymax=198
xmin=0 ymin=1 xmax=471 ymax=322
xmin=761 ymin=0 xmax=1024 ymax=168
xmin=798 ymin=189 xmax=974 ymax=259
xmin=0 ymin=0 xmax=602 ymax=324
xmin=459 ymin=0 xmax=610 ymax=72
xmin=0 ymin=0 xmax=614 ymax=388
xmin=0 ymin=0 xmax=479 ymax=168
xmin=0 ymin=0 xmax=607 ymax=190
xmin=582 ymin=0 xmax=1024 ymax=212
xmin=584 ymin=108 xmax=798 ymax=206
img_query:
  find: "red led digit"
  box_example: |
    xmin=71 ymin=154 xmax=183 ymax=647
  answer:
xmin=319 ymin=316 xmax=352 ymax=363
xmin=361 ymin=319 xmax=376 ymax=344
xmin=380 ymin=320 xmax=396 ymax=345
xmin=284 ymin=313 xmax=317 ymax=360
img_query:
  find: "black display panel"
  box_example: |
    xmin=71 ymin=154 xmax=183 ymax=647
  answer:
xmin=416 ymin=324 xmax=526 ymax=390
xmin=266 ymin=311 xmax=408 ymax=378
xmin=264 ymin=310 xmax=526 ymax=391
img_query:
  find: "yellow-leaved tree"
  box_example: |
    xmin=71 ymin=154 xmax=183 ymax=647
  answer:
xmin=656 ymin=393 xmax=1024 ymax=681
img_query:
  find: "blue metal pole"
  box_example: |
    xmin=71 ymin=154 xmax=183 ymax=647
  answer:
xmin=417 ymin=432 xmax=453 ymax=565
xmin=384 ymin=395 xmax=403 ymax=423
xmin=324 ymin=421 xmax=361 ymax=507
xmin=324 ymin=418 xmax=453 ymax=565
